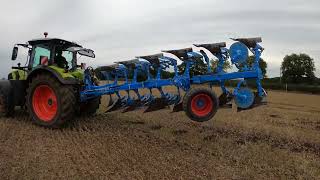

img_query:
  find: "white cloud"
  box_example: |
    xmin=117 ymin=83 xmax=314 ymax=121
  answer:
xmin=0 ymin=0 xmax=319 ymax=78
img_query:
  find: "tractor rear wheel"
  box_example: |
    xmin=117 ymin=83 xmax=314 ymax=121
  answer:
xmin=183 ymin=87 xmax=218 ymax=122
xmin=80 ymin=97 xmax=101 ymax=116
xmin=26 ymin=74 xmax=76 ymax=128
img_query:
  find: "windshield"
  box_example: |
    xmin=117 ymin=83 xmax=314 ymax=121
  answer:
xmin=32 ymin=45 xmax=93 ymax=69
xmin=53 ymin=48 xmax=75 ymax=69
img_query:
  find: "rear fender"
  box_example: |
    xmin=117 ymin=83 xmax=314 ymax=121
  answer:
xmin=27 ymin=67 xmax=80 ymax=85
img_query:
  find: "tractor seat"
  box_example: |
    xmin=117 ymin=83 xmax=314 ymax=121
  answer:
xmin=231 ymin=37 xmax=262 ymax=48
xmin=137 ymin=53 xmax=163 ymax=65
xmin=194 ymin=42 xmax=226 ymax=54
xmin=162 ymin=48 xmax=193 ymax=61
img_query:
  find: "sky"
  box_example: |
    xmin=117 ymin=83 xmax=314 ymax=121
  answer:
xmin=0 ymin=0 xmax=319 ymax=78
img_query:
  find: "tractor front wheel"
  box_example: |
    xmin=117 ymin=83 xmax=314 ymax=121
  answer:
xmin=183 ymin=87 xmax=218 ymax=122
xmin=26 ymin=74 xmax=76 ymax=128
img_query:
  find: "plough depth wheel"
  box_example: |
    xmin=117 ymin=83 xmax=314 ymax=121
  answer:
xmin=183 ymin=87 xmax=218 ymax=122
xmin=234 ymin=87 xmax=255 ymax=109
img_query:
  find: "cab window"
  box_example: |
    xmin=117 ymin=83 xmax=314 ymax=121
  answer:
xmin=62 ymin=51 xmax=73 ymax=68
xmin=33 ymin=46 xmax=51 ymax=67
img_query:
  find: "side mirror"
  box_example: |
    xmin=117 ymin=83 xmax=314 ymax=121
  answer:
xmin=78 ymin=49 xmax=95 ymax=58
xmin=11 ymin=47 xmax=18 ymax=61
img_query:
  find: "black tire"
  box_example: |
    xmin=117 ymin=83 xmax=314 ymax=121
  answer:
xmin=26 ymin=73 xmax=76 ymax=128
xmin=183 ymin=87 xmax=219 ymax=122
xmin=80 ymin=97 xmax=101 ymax=116
xmin=0 ymin=90 xmax=14 ymax=117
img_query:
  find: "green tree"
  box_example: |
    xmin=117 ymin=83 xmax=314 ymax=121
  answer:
xmin=178 ymin=58 xmax=208 ymax=76
xmin=178 ymin=58 xmax=232 ymax=75
xmin=247 ymin=56 xmax=268 ymax=77
xmin=149 ymin=67 xmax=175 ymax=79
xmin=281 ymin=53 xmax=316 ymax=83
xmin=210 ymin=59 xmax=232 ymax=73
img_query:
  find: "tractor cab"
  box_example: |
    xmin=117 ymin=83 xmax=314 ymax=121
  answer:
xmin=10 ymin=34 xmax=95 ymax=81
xmin=0 ymin=33 xmax=99 ymax=127
xmin=26 ymin=38 xmax=95 ymax=69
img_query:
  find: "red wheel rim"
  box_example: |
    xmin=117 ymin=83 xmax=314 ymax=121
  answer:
xmin=32 ymin=85 xmax=57 ymax=122
xmin=191 ymin=93 xmax=213 ymax=117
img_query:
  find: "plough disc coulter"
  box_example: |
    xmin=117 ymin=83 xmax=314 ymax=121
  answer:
xmin=81 ymin=37 xmax=267 ymax=122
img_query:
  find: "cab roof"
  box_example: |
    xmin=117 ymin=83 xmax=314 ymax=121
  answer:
xmin=28 ymin=38 xmax=82 ymax=48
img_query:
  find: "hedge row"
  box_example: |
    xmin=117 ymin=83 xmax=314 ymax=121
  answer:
xmin=98 ymin=74 xmax=320 ymax=94
xmin=224 ymin=80 xmax=320 ymax=94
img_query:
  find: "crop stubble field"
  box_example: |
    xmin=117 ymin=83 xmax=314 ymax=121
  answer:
xmin=0 ymin=87 xmax=320 ymax=179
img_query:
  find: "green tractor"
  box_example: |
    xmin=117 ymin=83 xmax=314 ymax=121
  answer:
xmin=0 ymin=33 xmax=100 ymax=128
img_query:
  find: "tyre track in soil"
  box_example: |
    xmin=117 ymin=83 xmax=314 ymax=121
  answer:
xmin=1 ymin=90 xmax=320 ymax=178
xmin=200 ymin=125 xmax=320 ymax=156
xmin=268 ymin=102 xmax=320 ymax=114
xmin=73 ymin=122 xmax=110 ymax=177
xmin=59 ymin=122 xmax=108 ymax=178
xmin=3 ymin=112 xmax=225 ymax=177
xmin=0 ymin=118 xmax=17 ymax=176
xmin=0 ymin=109 xmax=210 ymax=178
xmin=71 ymin=115 xmax=217 ymax=178
xmin=65 ymin=118 xmax=143 ymax=178
xmin=61 ymin=117 xmax=143 ymax=178
xmin=0 ymin=112 xmax=42 ymax=179
xmin=86 ymin=121 xmax=128 ymax=177
xmin=76 ymin=117 xmax=161 ymax=178
xmin=57 ymin=128 xmax=84 ymax=178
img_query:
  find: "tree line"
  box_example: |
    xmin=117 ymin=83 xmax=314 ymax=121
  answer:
xmin=178 ymin=53 xmax=317 ymax=85
xmin=281 ymin=53 xmax=317 ymax=84
xmin=96 ymin=53 xmax=318 ymax=85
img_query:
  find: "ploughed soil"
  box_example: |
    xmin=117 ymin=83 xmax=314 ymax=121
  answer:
xmin=0 ymin=88 xmax=320 ymax=179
